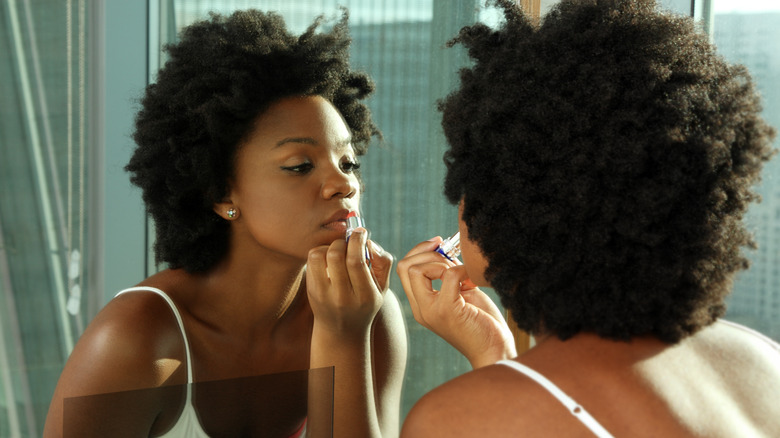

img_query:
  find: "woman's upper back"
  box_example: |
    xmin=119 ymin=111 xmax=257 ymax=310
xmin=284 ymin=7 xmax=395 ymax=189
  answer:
xmin=402 ymin=320 xmax=780 ymax=437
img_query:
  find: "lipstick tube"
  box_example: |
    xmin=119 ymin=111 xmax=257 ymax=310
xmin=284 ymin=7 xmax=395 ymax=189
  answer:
xmin=345 ymin=211 xmax=364 ymax=242
xmin=346 ymin=211 xmax=371 ymax=262
xmin=435 ymin=231 xmax=461 ymax=261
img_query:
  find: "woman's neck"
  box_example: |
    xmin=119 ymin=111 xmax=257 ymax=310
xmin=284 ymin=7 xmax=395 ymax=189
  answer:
xmin=163 ymin=250 xmax=311 ymax=339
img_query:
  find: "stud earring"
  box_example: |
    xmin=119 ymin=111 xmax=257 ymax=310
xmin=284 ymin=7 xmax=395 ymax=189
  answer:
xmin=227 ymin=207 xmax=238 ymax=219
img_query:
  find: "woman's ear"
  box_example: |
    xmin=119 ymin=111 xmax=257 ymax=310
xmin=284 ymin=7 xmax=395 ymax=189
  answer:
xmin=214 ymin=200 xmax=239 ymax=220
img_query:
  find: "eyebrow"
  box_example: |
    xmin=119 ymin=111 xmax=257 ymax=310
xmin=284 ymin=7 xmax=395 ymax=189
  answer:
xmin=276 ymin=137 xmax=318 ymax=147
xmin=274 ymin=137 xmax=353 ymax=148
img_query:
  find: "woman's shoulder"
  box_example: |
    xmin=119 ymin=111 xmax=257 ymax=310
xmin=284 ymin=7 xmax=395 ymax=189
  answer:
xmin=63 ymin=282 xmax=189 ymax=396
xmin=709 ymin=319 xmax=780 ymax=353
xmin=690 ymin=319 xmax=780 ymax=373
xmin=694 ymin=319 xmax=780 ymax=386
xmin=44 ymin=280 xmax=191 ymax=436
xmin=401 ymin=362 xmax=549 ymax=437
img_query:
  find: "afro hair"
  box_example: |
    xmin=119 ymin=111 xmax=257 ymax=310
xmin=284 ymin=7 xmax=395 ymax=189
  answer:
xmin=126 ymin=9 xmax=378 ymax=272
xmin=440 ymin=0 xmax=776 ymax=343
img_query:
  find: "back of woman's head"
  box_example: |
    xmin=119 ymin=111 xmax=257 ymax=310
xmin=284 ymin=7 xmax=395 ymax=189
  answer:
xmin=127 ymin=9 xmax=377 ymax=272
xmin=441 ymin=0 xmax=776 ymax=342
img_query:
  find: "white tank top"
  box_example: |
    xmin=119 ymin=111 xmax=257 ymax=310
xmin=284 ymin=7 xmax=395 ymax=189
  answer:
xmin=116 ymin=286 xmax=308 ymax=437
xmin=116 ymin=286 xmax=211 ymax=438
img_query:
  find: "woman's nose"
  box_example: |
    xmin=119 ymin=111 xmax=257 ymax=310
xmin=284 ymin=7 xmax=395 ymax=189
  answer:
xmin=321 ymin=167 xmax=358 ymax=199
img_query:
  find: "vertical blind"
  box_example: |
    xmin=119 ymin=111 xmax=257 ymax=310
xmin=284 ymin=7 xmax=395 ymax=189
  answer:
xmin=0 ymin=1 xmax=91 ymax=436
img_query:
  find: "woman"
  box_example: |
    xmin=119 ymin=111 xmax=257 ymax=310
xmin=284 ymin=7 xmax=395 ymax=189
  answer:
xmin=44 ymin=10 xmax=406 ymax=438
xmin=398 ymin=0 xmax=779 ymax=436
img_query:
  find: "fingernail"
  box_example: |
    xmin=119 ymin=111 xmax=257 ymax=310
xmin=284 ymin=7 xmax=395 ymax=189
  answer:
xmin=462 ymin=278 xmax=478 ymax=289
xmin=368 ymin=240 xmax=384 ymax=254
xmin=347 ymin=228 xmax=364 ymax=242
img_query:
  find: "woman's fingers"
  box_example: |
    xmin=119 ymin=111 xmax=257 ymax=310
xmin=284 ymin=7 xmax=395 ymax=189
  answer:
xmin=367 ymin=239 xmax=393 ymax=292
xmin=325 ymin=239 xmax=352 ymax=302
xmin=396 ymin=240 xmax=451 ymax=290
xmin=395 ymin=243 xmax=516 ymax=368
xmin=406 ymin=262 xmax=451 ymax=328
xmin=306 ymin=228 xmax=388 ymax=336
xmin=400 ymin=237 xmax=442 ymax=260
xmin=442 ymin=265 xmax=504 ymax=322
xmin=306 ymin=245 xmax=331 ymax=299
xmin=440 ymin=265 xmax=473 ymax=300
xmin=397 ymin=237 xmax=459 ymax=325
xmin=344 ymin=228 xmax=383 ymax=304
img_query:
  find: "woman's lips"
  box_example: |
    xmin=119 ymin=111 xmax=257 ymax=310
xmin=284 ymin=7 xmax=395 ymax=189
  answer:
xmin=321 ymin=209 xmax=351 ymax=232
xmin=322 ymin=219 xmax=348 ymax=232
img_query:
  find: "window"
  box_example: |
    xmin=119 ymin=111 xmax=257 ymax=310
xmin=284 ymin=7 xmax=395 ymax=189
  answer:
xmin=0 ymin=1 xmax=92 ymax=436
xmin=155 ymin=0 xmax=505 ymax=422
xmin=2 ymin=1 xmax=777 ymax=436
xmin=714 ymin=0 xmax=780 ymax=342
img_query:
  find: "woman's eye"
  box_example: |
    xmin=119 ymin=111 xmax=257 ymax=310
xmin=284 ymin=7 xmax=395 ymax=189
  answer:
xmin=341 ymin=160 xmax=361 ymax=173
xmin=281 ymin=162 xmax=314 ymax=174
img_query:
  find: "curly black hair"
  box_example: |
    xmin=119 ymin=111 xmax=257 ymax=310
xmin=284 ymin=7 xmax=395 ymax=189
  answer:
xmin=441 ymin=0 xmax=776 ymax=343
xmin=126 ymin=9 xmax=378 ymax=272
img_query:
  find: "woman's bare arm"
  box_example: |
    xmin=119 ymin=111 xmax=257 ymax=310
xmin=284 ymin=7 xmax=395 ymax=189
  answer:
xmin=371 ymin=289 xmax=407 ymax=437
xmin=306 ymin=228 xmax=401 ymax=437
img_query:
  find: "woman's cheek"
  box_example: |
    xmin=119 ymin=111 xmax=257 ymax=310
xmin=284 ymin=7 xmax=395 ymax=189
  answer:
xmin=460 ymin=237 xmax=490 ymax=287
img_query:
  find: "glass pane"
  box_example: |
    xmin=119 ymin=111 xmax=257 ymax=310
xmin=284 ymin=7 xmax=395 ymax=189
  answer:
xmin=159 ymin=0 xmax=504 ymax=422
xmin=538 ymin=1 xmax=694 ymax=18
xmin=659 ymin=0 xmax=693 ymax=14
xmin=0 ymin=1 xmax=92 ymax=436
xmin=712 ymin=1 xmax=780 ymax=341
xmin=352 ymin=1 xmax=483 ymax=417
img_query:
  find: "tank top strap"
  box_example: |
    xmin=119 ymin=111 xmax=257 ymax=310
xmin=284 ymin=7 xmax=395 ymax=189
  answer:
xmin=497 ymin=359 xmax=614 ymax=438
xmin=116 ymin=286 xmax=194 ymax=384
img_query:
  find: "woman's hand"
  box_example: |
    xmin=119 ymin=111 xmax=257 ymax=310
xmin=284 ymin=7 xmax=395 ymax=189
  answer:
xmin=306 ymin=227 xmax=393 ymax=337
xmin=306 ymin=228 xmax=395 ymax=438
xmin=397 ymin=239 xmax=516 ymax=368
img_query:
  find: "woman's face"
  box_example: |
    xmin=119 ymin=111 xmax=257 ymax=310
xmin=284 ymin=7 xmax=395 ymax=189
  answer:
xmin=222 ymin=95 xmax=361 ymax=261
xmin=458 ymin=201 xmax=490 ymax=287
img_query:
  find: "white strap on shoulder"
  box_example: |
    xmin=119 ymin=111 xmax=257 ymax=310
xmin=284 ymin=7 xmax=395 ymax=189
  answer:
xmin=116 ymin=286 xmax=194 ymax=384
xmin=497 ymin=359 xmax=614 ymax=438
